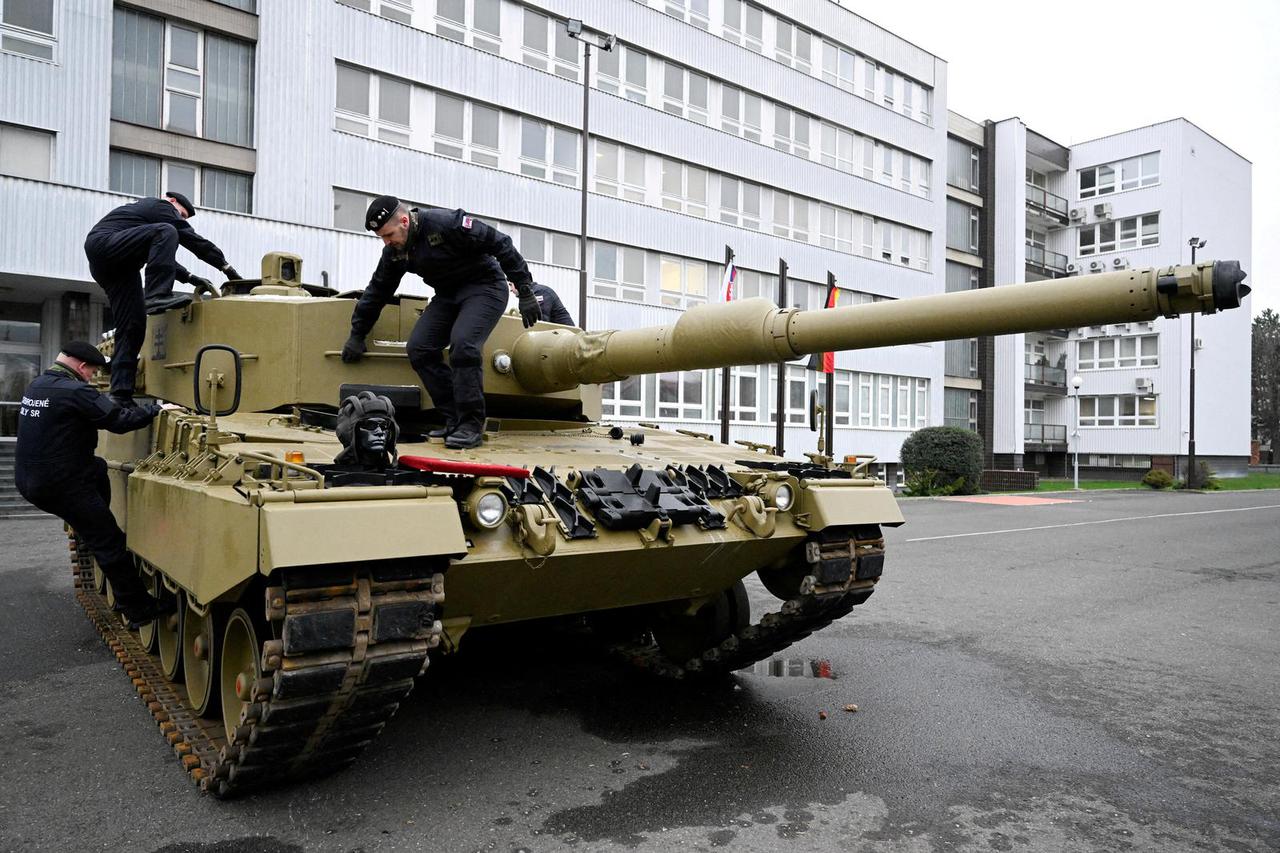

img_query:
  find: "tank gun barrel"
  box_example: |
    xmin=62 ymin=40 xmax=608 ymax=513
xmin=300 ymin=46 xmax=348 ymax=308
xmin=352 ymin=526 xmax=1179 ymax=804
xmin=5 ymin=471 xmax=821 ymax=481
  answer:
xmin=511 ymin=261 xmax=1248 ymax=394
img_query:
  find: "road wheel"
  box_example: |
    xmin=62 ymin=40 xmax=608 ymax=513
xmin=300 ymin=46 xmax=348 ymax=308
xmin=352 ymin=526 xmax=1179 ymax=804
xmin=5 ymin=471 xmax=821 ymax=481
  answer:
xmin=158 ymin=590 xmax=185 ymax=681
xmin=138 ymin=574 xmax=162 ymax=653
xmin=219 ymin=608 xmax=263 ymax=743
xmin=183 ymin=601 xmax=225 ymax=718
xmin=652 ymin=580 xmax=750 ymax=665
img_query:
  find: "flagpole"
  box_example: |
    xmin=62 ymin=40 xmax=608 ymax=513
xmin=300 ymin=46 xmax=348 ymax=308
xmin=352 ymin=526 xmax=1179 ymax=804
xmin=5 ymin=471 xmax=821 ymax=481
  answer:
xmin=775 ymin=258 xmax=788 ymax=457
xmin=825 ymin=271 xmax=837 ymax=462
xmin=720 ymin=244 xmax=733 ymax=445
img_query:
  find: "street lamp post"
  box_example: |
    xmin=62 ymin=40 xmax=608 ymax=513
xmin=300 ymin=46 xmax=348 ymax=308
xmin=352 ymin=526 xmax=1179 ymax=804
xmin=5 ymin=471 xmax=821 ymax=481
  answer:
xmin=1187 ymin=237 xmax=1206 ymax=487
xmin=565 ymin=20 xmax=615 ymax=333
xmin=1071 ymin=374 xmax=1083 ymax=490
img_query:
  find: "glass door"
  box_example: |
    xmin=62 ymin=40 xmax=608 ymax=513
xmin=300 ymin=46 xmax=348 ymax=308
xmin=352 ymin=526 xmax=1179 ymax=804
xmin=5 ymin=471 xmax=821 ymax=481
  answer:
xmin=1 ymin=302 xmax=44 ymax=438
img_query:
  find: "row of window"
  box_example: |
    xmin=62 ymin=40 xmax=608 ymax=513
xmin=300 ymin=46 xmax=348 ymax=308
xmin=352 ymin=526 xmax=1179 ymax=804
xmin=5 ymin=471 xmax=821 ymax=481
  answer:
xmin=109 ymin=149 xmax=253 ymax=213
xmin=1079 ymin=152 xmax=1159 ymax=198
xmin=111 ymin=7 xmax=255 ymax=149
xmin=1078 ymin=213 xmax=1159 ymax=256
xmin=1077 ymin=334 xmax=1158 ymax=370
xmin=1079 ymin=394 xmax=1157 ymax=428
xmin=602 ymin=365 xmax=929 ymax=429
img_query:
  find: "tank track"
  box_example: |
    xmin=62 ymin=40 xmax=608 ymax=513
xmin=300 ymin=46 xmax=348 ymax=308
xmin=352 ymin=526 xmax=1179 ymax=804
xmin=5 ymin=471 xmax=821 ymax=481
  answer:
xmin=611 ymin=529 xmax=886 ymax=680
xmin=68 ymin=531 xmax=443 ymax=797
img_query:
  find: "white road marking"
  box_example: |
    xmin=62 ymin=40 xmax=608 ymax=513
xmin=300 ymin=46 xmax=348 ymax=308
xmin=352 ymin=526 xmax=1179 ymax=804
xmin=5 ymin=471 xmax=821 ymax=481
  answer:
xmin=904 ymin=503 xmax=1280 ymax=542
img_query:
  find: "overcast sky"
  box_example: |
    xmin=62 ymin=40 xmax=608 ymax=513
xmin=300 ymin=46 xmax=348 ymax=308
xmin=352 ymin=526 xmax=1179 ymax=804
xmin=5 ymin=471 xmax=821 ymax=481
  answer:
xmin=848 ymin=0 xmax=1279 ymax=317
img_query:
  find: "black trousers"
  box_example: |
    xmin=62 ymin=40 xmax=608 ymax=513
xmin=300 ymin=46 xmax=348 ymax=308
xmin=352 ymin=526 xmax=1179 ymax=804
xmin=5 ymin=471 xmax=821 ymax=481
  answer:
xmin=406 ymin=281 xmax=508 ymax=435
xmin=17 ymin=457 xmax=145 ymax=598
xmin=85 ymin=224 xmax=182 ymax=396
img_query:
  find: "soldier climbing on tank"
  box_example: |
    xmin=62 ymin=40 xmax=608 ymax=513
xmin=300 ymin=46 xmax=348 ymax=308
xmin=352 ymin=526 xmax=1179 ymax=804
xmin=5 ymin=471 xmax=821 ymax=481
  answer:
xmin=341 ymin=196 xmax=540 ymax=450
xmin=84 ymin=191 xmax=243 ymax=407
xmin=509 ymin=281 xmax=576 ymax=326
xmin=14 ymin=341 xmax=172 ymax=625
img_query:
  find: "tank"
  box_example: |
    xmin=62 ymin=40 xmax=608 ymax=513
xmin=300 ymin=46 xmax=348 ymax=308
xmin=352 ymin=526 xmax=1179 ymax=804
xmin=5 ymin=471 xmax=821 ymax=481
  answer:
xmin=71 ymin=252 xmax=1249 ymax=796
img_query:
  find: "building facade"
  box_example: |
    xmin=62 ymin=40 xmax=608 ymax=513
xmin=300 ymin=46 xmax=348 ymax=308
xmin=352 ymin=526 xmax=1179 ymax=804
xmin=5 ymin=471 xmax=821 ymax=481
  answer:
xmin=0 ymin=1 xmax=1251 ymax=477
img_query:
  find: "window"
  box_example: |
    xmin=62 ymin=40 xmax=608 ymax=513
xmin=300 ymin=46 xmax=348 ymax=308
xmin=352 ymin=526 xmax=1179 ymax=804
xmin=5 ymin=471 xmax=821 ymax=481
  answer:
xmin=593 ymin=242 xmax=645 ymax=301
xmin=1078 ymin=334 xmax=1158 ymax=370
xmin=333 ymin=188 xmax=372 ymax=231
xmin=719 ymin=177 xmax=761 ymax=230
xmin=1078 ymin=213 xmax=1157 ymax=256
xmin=112 ymin=8 xmax=254 ymax=147
xmin=519 ymin=118 xmax=578 ymax=186
xmin=597 ymin=43 xmax=647 ymax=102
xmin=109 ymin=149 xmax=251 ymax=213
xmin=1 ymin=0 xmax=55 ymax=60
xmin=819 ymin=123 xmax=854 ymax=173
xmin=817 ymin=205 xmax=853 ymax=253
xmin=773 ymin=106 xmax=810 ymax=157
xmin=774 ymin=19 xmax=811 ymax=72
xmin=848 ymin=372 xmax=928 ymax=428
xmin=772 ymin=191 xmax=810 ymax=241
xmin=721 ymin=85 xmax=762 ymax=142
xmin=602 ymin=375 xmax=644 ymax=418
xmin=661 ymin=62 xmax=708 ymax=123
xmin=723 ymin=0 xmax=762 ymax=52
xmin=0 ymin=123 xmax=52 ymax=179
xmin=517 ymin=226 xmax=576 ymax=266
xmin=1080 ymin=152 xmax=1158 ymax=198
xmin=594 ymin=140 xmax=645 ymax=202
xmin=822 ymin=41 xmax=854 ymax=92
xmin=944 ymin=388 xmax=977 ymax=432
xmin=947 ymin=200 xmax=980 ymax=253
xmin=881 ymin=68 xmax=897 ymax=110
xmin=1080 ymin=395 xmax=1156 ymax=427
xmin=658 ymin=371 xmax=708 ymax=419
xmin=660 ymin=158 xmax=707 ymax=216
xmin=334 ymin=64 xmax=411 ymax=145
xmin=436 ymin=0 xmax=501 ymax=53
xmin=432 ymin=93 xmax=500 ymax=167
xmin=522 ymin=9 xmax=579 ymax=78
xmin=729 ymin=366 xmax=764 ymax=422
xmin=664 ymin=0 xmax=709 ymax=29
xmin=947 ymin=137 xmax=980 ymax=191
xmin=660 ymin=256 xmax=708 ymax=308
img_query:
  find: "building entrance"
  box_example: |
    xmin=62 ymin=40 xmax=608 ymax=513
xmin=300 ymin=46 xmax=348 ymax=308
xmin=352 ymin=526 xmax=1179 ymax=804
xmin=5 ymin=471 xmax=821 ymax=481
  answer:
xmin=0 ymin=302 xmax=44 ymax=439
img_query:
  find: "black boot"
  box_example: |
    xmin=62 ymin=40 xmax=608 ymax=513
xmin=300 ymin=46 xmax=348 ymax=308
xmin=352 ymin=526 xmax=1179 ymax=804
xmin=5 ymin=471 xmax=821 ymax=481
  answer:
xmin=145 ymin=293 xmax=193 ymax=315
xmin=444 ymin=424 xmax=483 ymax=449
xmin=113 ymin=591 xmax=176 ymax=628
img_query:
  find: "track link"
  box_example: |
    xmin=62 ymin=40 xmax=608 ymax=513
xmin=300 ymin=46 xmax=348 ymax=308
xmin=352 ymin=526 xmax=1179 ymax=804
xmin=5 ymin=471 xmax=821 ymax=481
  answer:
xmin=69 ymin=531 xmax=444 ymax=797
xmin=613 ymin=527 xmax=886 ymax=679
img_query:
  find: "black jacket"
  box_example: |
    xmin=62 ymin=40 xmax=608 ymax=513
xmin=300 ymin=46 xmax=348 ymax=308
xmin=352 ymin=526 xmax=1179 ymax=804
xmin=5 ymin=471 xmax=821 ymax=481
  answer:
xmin=15 ymin=365 xmax=158 ymax=471
xmin=85 ymin=197 xmax=228 ymax=283
xmin=350 ymin=209 xmax=533 ymax=338
xmin=532 ymin=283 xmax=574 ymax=326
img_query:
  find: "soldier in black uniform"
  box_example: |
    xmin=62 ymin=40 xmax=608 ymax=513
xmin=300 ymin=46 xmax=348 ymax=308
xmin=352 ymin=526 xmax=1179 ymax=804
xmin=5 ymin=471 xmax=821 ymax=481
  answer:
xmin=84 ymin=191 xmax=242 ymax=405
xmin=15 ymin=342 xmax=170 ymax=624
xmin=341 ymin=196 xmax=540 ymax=450
xmin=510 ymin=282 xmax=576 ymax=326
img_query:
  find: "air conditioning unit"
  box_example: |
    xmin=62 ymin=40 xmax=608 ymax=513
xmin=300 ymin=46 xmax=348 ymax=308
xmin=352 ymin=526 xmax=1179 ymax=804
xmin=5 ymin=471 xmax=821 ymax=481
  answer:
xmin=1135 ymin=377 xmax=1153 ymax=392
xmin=1093 ymin=202 xmax=1113 ymax=219
xmin=1066 ymin=262 xmax=1080 ymax=274
xmin=1068 ymin=207 xmax=1086 ymax=221
xmin=1089 ymin=260 xmax=1103 ymax=272
xmin=1112 ymin=257 xmax=1129 ymax=269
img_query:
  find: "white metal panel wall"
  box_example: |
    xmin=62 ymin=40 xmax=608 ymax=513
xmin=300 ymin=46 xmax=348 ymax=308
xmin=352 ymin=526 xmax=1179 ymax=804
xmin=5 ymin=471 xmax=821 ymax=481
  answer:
xmin=991 ymin=119 xmax=1027 ymax=455
xmin=0 ymin=0 xmax=113 ymax=189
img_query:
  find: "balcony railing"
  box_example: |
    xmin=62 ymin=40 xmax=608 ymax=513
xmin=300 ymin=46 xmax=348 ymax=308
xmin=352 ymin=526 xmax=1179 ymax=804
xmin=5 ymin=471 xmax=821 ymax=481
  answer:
xmin=1025 ymin=183 xmax=1069 ymax=225
xmin=1026 ymin=244 xmax=1069 ymax=276
xmin=1024 ymin=361 xmax=1066 ymax=387
xmin=1024 ymin=423 xmax=1067 ymax=444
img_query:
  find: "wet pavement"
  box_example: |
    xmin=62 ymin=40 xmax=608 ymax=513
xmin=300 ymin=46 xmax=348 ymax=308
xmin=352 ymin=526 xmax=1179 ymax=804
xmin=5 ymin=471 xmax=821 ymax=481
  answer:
xmin=1 ymin=489 xmax=1277 ymax=852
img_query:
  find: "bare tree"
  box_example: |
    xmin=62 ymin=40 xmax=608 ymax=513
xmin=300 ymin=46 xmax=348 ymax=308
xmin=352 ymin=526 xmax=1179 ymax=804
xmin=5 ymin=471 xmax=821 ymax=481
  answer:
xmin=1252 ymin=309 xmax=1280 ymax=462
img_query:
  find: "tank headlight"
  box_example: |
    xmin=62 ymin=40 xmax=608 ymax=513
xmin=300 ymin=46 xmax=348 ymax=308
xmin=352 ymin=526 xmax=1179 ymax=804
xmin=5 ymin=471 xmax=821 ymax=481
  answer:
xmin=773 ymin=483 xmax=794 ymax=512
xmin=472 ymin=491 xmax=508 ymax=529
xmin=492 ymin=351 xmax=512 ymax=374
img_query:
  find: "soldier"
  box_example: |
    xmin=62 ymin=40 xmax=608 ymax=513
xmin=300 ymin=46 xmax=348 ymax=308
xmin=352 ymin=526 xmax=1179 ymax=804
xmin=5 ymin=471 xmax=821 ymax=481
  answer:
xmin=510 ymin=281 xmax=576 ymax=326
xmin=15 ymin=342 xmax=170 ymax=625
xmin=341 ymin=197 xmax=539 ymax=450
xmin=84 ymin=191 xmax=242 ymax=406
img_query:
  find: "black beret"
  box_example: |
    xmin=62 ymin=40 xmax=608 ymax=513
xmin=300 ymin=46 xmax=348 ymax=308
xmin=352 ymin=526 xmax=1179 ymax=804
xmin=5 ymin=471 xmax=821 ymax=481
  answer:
xmin=62 ymin=340 xmax=107 ymax=366
xmin=165 ymin=190 xmax=195 ymax=218
xmin=365 ymin=195 xmax=401 ymax=232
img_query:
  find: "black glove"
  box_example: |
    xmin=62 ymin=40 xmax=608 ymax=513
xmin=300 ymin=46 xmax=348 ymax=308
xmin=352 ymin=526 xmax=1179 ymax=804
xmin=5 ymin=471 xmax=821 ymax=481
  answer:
xmin=146 ymin=403 xmax=164 ymax=418
xmin=189 ymin=275 xmax=218 ymax=298
xmin=517 ymin=289 xmax=540 ymax=328
xmin=341 ymin=334 xmax=367 ymax=363
xmin=222 ymin=264 xmax=242 ymax=281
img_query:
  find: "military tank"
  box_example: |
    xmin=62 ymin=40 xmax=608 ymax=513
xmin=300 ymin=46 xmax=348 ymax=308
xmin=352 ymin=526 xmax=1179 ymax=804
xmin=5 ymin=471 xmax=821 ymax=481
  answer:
xmin=71 ymin=252 xmax=1249 ymax=796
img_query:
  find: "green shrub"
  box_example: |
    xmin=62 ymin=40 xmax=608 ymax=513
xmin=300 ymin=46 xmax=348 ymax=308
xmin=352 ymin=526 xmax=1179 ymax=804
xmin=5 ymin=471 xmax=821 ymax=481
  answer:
xmin=1192 ymin=462 xmax=1222 ymax=490
xmin=903 ymin=468 xmax=965 ymax=497
xmin=900 ymin=426 xmax=984 ymax=496
xmin=1141 ymin=469 xmax=1174 ymax=489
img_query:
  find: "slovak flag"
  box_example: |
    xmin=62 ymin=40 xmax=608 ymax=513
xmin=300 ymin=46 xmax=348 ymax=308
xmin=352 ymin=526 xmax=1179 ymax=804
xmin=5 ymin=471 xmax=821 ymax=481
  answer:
xmin=719 ymin=257 xmax=738 ymax=302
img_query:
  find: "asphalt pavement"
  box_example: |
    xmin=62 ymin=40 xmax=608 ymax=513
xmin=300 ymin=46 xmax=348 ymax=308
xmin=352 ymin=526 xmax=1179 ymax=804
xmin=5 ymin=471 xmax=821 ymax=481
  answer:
xmin=1 ymin=488 xmax=1277 ymax=852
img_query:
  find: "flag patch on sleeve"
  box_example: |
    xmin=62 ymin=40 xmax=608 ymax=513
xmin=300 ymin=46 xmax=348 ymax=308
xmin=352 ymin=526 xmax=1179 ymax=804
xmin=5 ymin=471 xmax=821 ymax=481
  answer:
xmin=461 ymin=216 xmax=474 ymax=229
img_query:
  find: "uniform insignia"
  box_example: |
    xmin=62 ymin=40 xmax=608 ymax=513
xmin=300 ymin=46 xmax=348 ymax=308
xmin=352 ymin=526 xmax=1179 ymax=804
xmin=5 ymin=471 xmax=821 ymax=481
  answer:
xmin=428 ymin=233 xmax=444 ymax=246
xmin=461 ymin=216 xmax=474 ymax=229
xmin=367 ymin=219 xmax=378 ymax=229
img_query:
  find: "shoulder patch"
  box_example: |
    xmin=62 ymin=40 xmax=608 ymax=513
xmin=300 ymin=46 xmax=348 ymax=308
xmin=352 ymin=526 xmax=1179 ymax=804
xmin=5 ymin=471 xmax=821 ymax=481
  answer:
xmin=461 ymin=216 xmax=474 ymax=229
xmin=427 ymin=233 xmax=444 ymax=246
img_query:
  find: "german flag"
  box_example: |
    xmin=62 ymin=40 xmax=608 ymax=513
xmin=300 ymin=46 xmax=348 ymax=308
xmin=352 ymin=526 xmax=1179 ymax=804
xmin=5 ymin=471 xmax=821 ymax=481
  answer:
xmin=806 ymin=278 xmax=838 ymax=373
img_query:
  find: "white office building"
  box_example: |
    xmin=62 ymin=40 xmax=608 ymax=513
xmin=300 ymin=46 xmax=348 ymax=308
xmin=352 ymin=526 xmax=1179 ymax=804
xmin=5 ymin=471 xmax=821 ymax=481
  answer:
xmin=0 ymin=1 xmax=1250 ymax=479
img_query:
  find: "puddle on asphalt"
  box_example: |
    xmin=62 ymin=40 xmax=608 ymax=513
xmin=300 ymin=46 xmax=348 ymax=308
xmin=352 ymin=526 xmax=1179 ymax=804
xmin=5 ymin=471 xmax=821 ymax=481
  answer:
xmin=746 ymin=658 xmax=835 ymax=679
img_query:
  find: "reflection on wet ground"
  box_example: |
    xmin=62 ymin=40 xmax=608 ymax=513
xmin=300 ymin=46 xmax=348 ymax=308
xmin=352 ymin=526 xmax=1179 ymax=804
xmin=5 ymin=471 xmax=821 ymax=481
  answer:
xmin=745 ymin=657 xmax=834 ymax=679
